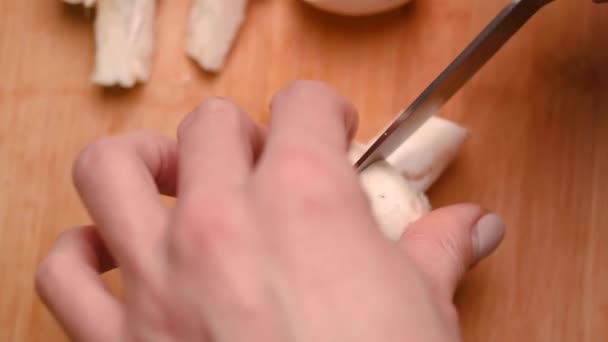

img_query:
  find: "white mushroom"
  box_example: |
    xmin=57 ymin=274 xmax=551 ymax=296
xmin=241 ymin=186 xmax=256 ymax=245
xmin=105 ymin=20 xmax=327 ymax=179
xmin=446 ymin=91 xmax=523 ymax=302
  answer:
xmin=353 ymin=116 xmax=467 ymax=240
xmin=350 ymin=144 xmax=431 ymax=241
xmin=64 ymin=0 xmax=156 ymax=88
xmin=187 ymin=0 xmax=249 ymax=72
xmin=301 ymin=0 xmax=411 ymax=16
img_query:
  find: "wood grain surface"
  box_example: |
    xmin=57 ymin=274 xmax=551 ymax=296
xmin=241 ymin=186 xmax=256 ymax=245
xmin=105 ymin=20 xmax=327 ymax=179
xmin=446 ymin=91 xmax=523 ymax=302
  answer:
xmin=1 ymin=0 xmax=607 ymax=341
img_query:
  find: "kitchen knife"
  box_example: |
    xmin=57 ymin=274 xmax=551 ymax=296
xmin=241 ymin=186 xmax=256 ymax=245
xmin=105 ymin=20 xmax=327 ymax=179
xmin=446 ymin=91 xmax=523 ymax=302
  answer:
xmin=354 ymin=0 xmax=558 ymax=171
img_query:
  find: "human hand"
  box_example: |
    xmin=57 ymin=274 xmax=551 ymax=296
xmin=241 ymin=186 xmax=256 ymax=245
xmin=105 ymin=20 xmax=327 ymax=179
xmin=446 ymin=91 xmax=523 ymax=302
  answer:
xmin=36 ymin=81 xmax=505 ymax=342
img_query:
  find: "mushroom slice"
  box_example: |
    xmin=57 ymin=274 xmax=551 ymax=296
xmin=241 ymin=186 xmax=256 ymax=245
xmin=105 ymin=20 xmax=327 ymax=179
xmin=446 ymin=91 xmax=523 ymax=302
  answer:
xmin=187 ymin=0 xmax=248 ymax=72
xmin=63 ymin=0 xmax=157 ymax=88
xmin=385 ymin=116 xmax=468 ymax=192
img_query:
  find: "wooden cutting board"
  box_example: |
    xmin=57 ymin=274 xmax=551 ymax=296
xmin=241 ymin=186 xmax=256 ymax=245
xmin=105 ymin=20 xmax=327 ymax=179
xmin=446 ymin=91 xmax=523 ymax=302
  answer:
xmin=1 ymin=0 xmax=607 ymax=340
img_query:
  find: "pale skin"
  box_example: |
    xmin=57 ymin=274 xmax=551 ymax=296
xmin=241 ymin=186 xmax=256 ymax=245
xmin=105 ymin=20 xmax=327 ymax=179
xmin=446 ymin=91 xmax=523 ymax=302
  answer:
xmin=36 ymin=81 xmax=505 ymax=342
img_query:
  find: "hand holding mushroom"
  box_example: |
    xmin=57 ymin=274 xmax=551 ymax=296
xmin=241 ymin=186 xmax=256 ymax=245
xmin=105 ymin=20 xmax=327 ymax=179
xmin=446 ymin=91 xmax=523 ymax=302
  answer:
xmin=36 ymin=81 xmax=504 ymax=342
xmin=50 ymin=1 xmax=507 ymax=339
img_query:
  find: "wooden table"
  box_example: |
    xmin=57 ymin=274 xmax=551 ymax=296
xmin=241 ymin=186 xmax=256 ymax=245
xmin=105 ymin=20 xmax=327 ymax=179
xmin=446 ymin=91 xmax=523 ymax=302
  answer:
xmin=1 ymin=0 xmax=607 ymax=340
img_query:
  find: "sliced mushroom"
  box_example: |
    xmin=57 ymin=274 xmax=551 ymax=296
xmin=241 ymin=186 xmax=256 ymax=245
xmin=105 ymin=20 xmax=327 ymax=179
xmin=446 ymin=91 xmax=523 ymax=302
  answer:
xmin=64 ymin=0 xmax=156 ymax=88
xmin=187 ymin=0 xmax=248 ymax=72
xmin=386 ymin=116 xmax=468 ymax=192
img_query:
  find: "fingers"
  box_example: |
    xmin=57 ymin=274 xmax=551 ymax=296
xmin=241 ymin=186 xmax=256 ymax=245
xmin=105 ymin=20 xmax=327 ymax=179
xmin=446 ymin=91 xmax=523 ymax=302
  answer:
xmin=177 ymin=98 xmax=265 ymax=198
xmin=36 ymin=227 xmax=124 ymax=342
xmin=398 ymin=204 xmax=505 ymax=299
xmin=250 ymin=81 xmax=379 ymax=248
xmin=262 ymin=81 xmax=358 ymax=162
xmin=73 ymin=131 xmax=177 ymax=272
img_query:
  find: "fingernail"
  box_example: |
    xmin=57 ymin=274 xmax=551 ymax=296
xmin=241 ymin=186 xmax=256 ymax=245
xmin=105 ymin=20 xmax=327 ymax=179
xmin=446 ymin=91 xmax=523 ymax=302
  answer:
xmin=472 ymin=213 xmax=506 ymax=260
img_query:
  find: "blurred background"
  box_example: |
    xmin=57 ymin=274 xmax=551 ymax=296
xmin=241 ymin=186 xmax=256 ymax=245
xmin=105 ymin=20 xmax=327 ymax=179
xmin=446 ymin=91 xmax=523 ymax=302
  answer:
xmin=0 ymin=0 xmax=607 ymax=340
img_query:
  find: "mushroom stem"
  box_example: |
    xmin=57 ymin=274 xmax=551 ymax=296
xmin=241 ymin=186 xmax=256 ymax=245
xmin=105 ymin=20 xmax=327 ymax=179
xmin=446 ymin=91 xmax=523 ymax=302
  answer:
xmin=187 ymin=0 xmax=249 ymax=72
xmin=64 ymin=0 xmax=157 ymax=88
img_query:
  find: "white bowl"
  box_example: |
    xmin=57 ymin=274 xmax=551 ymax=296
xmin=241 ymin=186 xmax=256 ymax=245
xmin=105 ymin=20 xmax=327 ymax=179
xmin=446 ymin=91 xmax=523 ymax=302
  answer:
xmin=302 ymin=0 xmax=412 ymax=16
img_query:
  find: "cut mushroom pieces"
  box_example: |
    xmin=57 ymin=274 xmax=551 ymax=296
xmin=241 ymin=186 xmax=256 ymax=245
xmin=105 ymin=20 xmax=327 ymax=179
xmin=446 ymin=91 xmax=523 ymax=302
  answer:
xmin=93 ymin=0 xmax=156 ymax=87
xmin=64 ymin=0 xmax=157 ymax=88
xmin=187 ymin=0 xmax=249 ymax=72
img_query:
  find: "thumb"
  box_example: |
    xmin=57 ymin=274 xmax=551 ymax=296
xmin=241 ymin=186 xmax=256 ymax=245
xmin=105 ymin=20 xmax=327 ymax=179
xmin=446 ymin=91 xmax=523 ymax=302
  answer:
xmin=398 ymin=204 xmax=505 ymax=299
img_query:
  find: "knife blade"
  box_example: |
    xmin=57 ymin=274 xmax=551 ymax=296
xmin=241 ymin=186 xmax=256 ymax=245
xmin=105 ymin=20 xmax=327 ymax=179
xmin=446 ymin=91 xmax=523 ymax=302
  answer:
xmin=354 ymin=0 xmax=556 ymax=172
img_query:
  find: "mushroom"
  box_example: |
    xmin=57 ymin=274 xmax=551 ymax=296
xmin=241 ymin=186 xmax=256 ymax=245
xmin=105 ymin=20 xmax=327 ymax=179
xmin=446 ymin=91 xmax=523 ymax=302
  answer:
xmin=187 ymin=0 xmax=249 ymax=72
xmin=64 ymin=0 xmax=156 ymax=88
xmin=353 ymin=116 xmax=467 ymax=240
xmin=301 ymin=0 xmax=411 ymax=16
xmin=386 ymin=116 xmax=469 ymax=192
xmin=350 ymin=143 xmax=431 ymax=241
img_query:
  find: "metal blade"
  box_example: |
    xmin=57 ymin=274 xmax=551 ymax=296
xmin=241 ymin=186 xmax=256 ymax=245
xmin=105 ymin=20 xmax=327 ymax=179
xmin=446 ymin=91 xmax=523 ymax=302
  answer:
xmin=354 ymin=0 xmax=555 ymax=171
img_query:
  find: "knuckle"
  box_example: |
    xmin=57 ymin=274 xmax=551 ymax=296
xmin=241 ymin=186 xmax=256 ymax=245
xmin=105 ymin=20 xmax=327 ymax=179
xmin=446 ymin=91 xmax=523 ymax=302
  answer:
xmin=220 ymin=288 xmax=270 ymax=324
xmin=439 ymin=303 xmax=461 ymax=333
xmin=200 ymin=97 xmax=242 ymax=116
xmin=72 ymin=136 xmax=123 ymax=187
xmin=274 ymin=80 xmax=353 ymax=114
xmin=179 ymin=97 xmax=244 ymax=136
xmin=270 ymin=147 xmax=352 ymax=210
xmin=35 ymin=252 xmax=64 ymax=299
xmin=54 ymin=227 xmax=78 ymax=245
xmin=443 ymin=303 xmax=459 ymax=323
xmin=408 ymin=227 xmax=468 ymax=257
xmin=171 ymin=197 xmax=239 ymax=257
xmin=127 ymin=129 xmax=166 ymax=144
xmin=274 ymin=147 xmax=337 ymax=189
xmin=436 ymin=231 xmax=469 ymax=274
xmin=405 ymin=229 xmax=469 ymax=275
xmin=35 ymin=228 xmax=84 ymax=296
xmin=278 ymin=80 xmax=333 ymax=100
